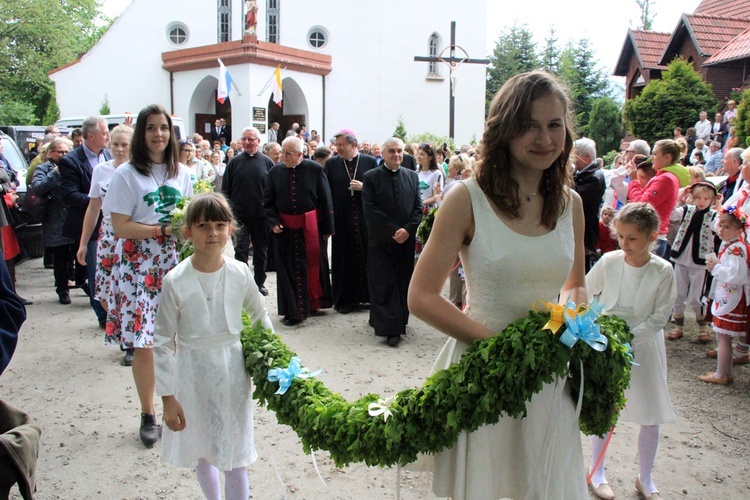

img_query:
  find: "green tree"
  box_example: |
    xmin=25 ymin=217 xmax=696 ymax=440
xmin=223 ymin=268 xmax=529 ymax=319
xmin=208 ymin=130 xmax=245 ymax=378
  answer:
xmin=588 ymin=97 xmax=623 ymax=155
xmin=623 ymin=58 xmax=718 ymax=144
xmin=635 ymin=0 xmax=656 ymax=30
xmin=0 ymin=94 xmax=38 ymax=125
xmin=558 ymin=39 xmax=610 ymax=136
xmin=734 ymin=88 xmax=750 ymax=147
xmin=540 ymin=27 xmax=560 ymax=75
xmin=485 ymin=24 xmax=539 ymax=108
xmin=42 ymin=88 xmax=61 ymax=125
xmin=100 ymin=94 xmax=111 ymax=115
xmin=0 ymin=0 xmax=110 ymax=123
xmin=393 ymin=116 xmax=407 ymax=140
xmin=405 ymin=132 xmax=455 ymax=153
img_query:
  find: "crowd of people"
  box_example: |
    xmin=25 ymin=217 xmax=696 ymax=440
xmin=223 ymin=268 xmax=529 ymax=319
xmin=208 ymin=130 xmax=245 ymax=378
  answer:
xmin=3 ymin=70 xmax=749 ymax=498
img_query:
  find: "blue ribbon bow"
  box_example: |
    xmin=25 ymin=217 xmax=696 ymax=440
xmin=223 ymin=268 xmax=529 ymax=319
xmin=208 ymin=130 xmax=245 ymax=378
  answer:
xmin=268 ymin=357 xmax=322 ymax=395
xmin=559 ymin=299 xmax=608 ymax=352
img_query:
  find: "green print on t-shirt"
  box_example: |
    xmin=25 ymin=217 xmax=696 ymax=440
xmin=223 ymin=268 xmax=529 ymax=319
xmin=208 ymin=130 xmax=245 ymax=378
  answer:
xmin=143 ymin=185 xmax=182 ymax=223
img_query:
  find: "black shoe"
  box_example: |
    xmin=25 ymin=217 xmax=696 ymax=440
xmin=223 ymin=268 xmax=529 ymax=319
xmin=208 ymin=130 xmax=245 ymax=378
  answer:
xmin=99 ymin=319 xmax=106 ymax=329
xmin=258 ymin=286 xmax=269 ymax=296
xmin=309 ymin=309 xmax=323 ymax=316
xmin=122 ymin=349 xmax=134 ymax=366
xmin=139 ymin=413 xmax=160 ymax=447
xmin=337 ymin=306 xmax=352 ymax=314
xmin=386 ymin=335 xmax=401 ymax=347
xmin=281 ymin=317 xmax=301 ymax=326
xmin=58 ymin=291 xmax=71 ymax=305
xmin=19 ymin=297 xmax=33 ymax=306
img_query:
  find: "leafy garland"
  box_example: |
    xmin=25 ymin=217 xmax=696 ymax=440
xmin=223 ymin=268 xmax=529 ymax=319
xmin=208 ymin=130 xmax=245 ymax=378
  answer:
xmin=169 ymin=180 xmax=215 ymax=260
xmin=416 ymin=206 xmax=438 ymax=244
xmin=240 ymin=310 xmax=633 ymax=468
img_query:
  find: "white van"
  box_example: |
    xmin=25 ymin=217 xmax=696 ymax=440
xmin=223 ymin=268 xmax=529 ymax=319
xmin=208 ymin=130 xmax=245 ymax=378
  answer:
xmin=56 ymin=114 xmax=187 ymax=141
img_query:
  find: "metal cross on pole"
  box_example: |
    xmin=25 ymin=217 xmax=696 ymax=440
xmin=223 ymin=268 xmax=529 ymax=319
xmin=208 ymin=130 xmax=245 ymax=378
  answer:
xmin=414 ymin=21 xmax=489 ymax=140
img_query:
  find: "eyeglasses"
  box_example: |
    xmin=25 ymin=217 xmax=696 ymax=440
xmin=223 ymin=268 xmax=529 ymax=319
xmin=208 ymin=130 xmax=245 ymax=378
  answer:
xmin=282 ymin=150 xmax=300 ymax=156
xmin=51 ymin=150 xmax=69 ymax=155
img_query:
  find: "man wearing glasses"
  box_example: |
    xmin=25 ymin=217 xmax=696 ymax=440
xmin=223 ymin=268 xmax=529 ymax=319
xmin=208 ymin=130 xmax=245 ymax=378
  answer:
xmin=264 ymin=137 xmax=333 ymax=326
xmin=221 ymin=127 xmax=273 ymax=295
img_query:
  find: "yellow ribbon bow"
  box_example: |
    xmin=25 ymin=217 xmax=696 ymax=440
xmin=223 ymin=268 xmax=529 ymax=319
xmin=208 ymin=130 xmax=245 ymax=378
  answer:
xmin=533 ymin=300 xmax=585 ymax=334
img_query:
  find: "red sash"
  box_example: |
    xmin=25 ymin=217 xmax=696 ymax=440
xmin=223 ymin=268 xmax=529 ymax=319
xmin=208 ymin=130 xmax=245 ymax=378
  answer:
xmin=279 ymin=209 xmax=323 ymax=301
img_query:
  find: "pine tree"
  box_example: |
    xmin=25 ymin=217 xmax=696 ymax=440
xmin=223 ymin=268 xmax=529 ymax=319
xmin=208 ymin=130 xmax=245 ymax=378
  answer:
xmin=558 ymin=39 xmax=609 ymax=135
xmin=485 ymin=24 xmax=539 ymax=108
xmin=393 ymin=116 xmax=407 ymax=141
xmin=540 ymin=27 xmax=560 ymax=75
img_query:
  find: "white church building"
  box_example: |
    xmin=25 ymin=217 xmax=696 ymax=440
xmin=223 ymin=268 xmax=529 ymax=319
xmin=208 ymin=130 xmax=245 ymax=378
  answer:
xmin=49 ymin=0 xmax=488 ymax=146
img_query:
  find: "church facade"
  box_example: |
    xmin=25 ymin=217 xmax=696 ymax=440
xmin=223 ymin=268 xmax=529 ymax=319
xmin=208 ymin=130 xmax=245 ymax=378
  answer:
xmin=48 ymin=0 xmax=488 ymax=146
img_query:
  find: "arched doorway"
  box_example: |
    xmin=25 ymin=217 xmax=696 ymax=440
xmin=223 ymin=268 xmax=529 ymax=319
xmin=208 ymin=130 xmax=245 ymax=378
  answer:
xmin=189 ymin=75 xmax=233 ymax=140
xmin=267 ymin=77 xmax=309 ymax=140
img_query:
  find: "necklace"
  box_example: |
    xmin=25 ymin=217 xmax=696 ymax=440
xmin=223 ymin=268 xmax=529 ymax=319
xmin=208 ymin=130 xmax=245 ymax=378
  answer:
xmin=196 ymin=265 xmax=225 ymax=302
xmin=524 ymin=192 xmax=537 ymax=202
xmin=150 ymin=167 xmax=168 ymax=200
xmin=344 ymin=155 xmax=361 ymax=196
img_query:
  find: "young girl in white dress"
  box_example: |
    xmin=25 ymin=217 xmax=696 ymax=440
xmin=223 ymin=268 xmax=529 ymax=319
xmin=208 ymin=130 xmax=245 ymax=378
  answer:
xmin=154 ymin=192 xmax=274 ymax=500
xmin=408 ymin=71 xmax=588 ymax=499
xmin=700 ymin=207 xmax=750 ymax=386
xmin=586 ymin=202 xmax=677 ymax=500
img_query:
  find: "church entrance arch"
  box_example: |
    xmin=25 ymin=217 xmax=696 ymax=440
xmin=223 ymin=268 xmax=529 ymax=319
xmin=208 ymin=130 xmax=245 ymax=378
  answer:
xmin=189 ymin=75 xmax=233 ymax=140
xmin=267 ymin=77 xmax=309 ymax=140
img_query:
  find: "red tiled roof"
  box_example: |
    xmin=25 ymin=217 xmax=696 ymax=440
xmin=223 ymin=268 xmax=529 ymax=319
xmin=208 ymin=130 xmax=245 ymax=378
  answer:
xmin=684 ymin=14 xmax=750 ymax=56
xmin=695 ymin=0 xmax=750 ymax=19
xmin=630 ymin=30 xmax=671 ymax=69
xmin=704 ymin=27 xmax=750 ymax=65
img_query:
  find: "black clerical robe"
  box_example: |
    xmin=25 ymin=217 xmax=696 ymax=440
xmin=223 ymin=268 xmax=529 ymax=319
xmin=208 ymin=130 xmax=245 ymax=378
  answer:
xmin=325 ymin=153 xmax=377 ymax=309
xmin=362 ymin=165 xmax=423 ymax=338
xmin=264 ymin=160 xmax=334 ymax=321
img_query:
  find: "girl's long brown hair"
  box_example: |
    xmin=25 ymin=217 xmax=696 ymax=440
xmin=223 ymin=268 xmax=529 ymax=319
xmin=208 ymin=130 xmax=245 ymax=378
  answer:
xmin=474 ymin=71 xmax=575 ymax=229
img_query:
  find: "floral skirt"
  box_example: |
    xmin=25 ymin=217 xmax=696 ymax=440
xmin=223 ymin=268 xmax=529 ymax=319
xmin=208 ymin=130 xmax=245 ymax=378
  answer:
xmin=105 ymin=236 xmax=178 ymax=348
xmin=712 ymin=294 xmax=748 ymax=337
xmin=94 ymin=220 xmax=117 ymax=302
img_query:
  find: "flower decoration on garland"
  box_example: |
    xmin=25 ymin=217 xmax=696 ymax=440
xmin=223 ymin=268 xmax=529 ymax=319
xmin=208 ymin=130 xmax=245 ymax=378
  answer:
xmin=416 ymin=206 xmax=438 ymax=245
xmin=241 ymin=305 xmax=634 ymax=468
xmin=268 ymin=357 xmax=322 ymax=395
xmin=722 ymin=205 xmax=750 ymax=228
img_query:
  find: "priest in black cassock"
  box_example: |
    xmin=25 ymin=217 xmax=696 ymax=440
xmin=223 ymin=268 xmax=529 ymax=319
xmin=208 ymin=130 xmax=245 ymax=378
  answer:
xmin=264 ymin=137 xmax=334 ymax=326
xmin=362 ymin=137 xmax=423 ymax=346
xmin=325 ymin=129 xmax=377 ymax=314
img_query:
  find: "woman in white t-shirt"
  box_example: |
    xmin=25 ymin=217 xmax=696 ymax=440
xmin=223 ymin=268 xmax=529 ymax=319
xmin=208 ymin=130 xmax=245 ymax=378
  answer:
xmin=416 ymin=143 xmax=445 ymax=208
xmin=102 ymin=104 xmax=193 ymax=448
xmin=77 ymin=124 xmax=134 ymax=364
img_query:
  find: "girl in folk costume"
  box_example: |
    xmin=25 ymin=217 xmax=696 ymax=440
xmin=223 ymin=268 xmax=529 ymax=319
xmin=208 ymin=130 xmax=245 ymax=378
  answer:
xmin=709 ymin=148 xmax=750 ymax=365
xmin=700 ymin=207 xmax=750 ymax=385
xmin=667 ymin=182 xmax=719 ymax=343
xmin=586 ymin=202 xmax=676 ymax=500
xmin=154 ymin=193 xmax=273 ymax=500
xmin=102 ymin=105 xmax=193 ymax=446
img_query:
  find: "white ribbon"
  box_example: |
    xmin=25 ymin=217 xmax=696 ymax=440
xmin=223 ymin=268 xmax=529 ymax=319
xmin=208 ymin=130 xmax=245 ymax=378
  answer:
xmin=367 ymin=395 xmax=396 ymax=422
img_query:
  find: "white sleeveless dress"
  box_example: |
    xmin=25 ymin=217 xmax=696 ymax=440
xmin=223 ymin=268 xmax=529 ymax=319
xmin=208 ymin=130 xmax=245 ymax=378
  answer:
xmin=427 ymin=179 xmax=587 ymax=499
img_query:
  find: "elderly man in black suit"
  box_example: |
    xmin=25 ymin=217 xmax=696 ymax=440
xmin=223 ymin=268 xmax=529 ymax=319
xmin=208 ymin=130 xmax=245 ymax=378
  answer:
xmin=573 ymin=137 xmax=606 ymax=273
xmin=59 ymin=116 xmax=111 ymax=328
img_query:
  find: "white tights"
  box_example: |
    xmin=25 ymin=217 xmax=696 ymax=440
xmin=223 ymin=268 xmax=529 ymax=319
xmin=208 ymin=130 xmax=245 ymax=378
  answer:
xmin=195 ymin=458 xmax=249 ymax=500
xmin=589 ymin=425 xmax=660 ymax=495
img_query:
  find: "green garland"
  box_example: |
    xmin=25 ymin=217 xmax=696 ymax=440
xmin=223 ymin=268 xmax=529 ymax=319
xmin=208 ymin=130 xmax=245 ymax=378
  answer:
xmin=240 ymin=311 xmax=633 ymax=467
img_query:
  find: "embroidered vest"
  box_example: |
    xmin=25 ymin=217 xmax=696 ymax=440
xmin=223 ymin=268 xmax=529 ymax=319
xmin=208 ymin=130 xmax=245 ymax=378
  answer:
xmin=671 ymin=205 xmax=716 ymax=264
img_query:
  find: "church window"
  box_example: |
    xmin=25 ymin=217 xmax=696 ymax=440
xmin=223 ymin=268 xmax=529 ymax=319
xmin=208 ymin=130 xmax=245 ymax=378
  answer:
xmin=218 ymin=0 xmax=231 ymax=42
xmin=267 ymin=0 xmax=280 ymax=44
xmin=167 ymin=22 xmax=189 ymax=47
xmin=428 ymin=33 xmax=440 ymax=75
xmin=307 ymin=26 xmax=328 ymax=49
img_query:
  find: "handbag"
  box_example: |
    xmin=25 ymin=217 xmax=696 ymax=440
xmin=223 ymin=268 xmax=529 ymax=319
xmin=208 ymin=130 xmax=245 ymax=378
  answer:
xmin=20 ymin=188 xmax=51 ymax=223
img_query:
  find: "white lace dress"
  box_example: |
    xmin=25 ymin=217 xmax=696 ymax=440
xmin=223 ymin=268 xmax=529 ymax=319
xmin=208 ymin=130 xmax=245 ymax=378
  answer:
xmin=425 ymin=179 xmax=587 ymax=499
xmin=154 ymin=258 xmax=271 ymax=470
